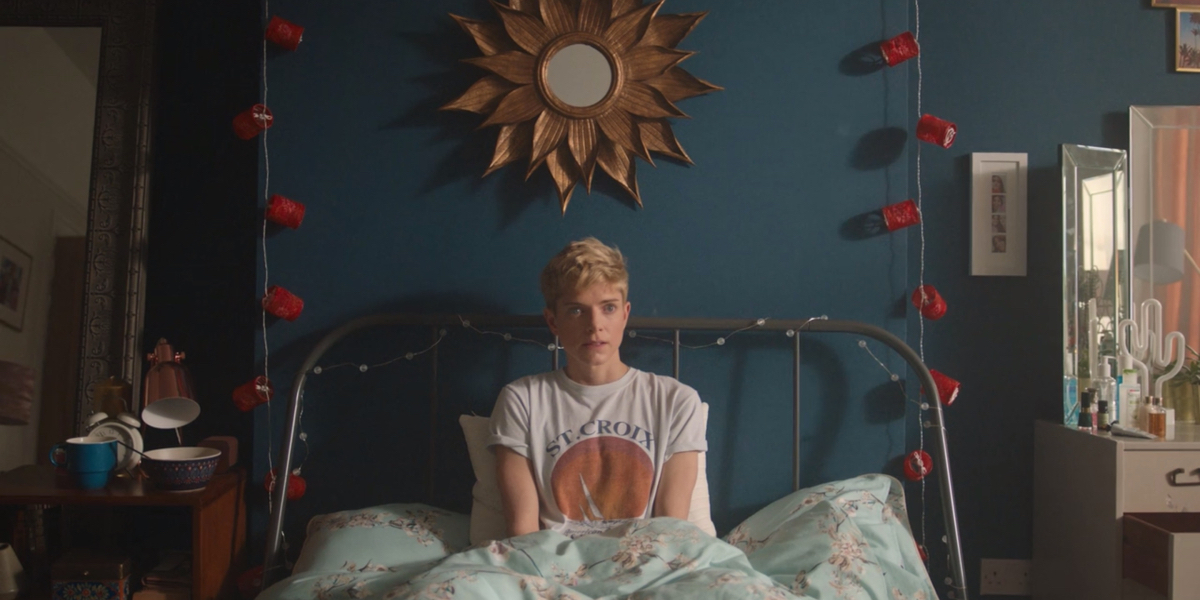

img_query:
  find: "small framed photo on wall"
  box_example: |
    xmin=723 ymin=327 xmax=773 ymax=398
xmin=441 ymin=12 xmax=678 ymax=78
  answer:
xmin=1177 ymin=9 xmax=1200 ymax=71
xmin=970 ymin=153 xmax=1027 ymax=276
xmin=1154 ymin=0 xmax=1200 ymax=7
xmin=0 ymin=235 xmax=32 ymax=331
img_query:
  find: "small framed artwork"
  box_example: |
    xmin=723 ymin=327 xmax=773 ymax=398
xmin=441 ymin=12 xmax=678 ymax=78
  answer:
xmin=1177 ymin=9 xmax=1200 ymax=72
xmin=0 ymin=235 xmax=32 ymax=331
xmin=971 ymin=153 xmax=1027 ymax=276
xmin=1155 ymin=0 xmax=1200 ymax=7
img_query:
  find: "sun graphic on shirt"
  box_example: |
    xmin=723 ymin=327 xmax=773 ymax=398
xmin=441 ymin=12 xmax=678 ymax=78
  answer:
xmin=551 ymin=436 xmax=653 ymax=521
xmin=442 ymin=0 xmax=722 ymax=213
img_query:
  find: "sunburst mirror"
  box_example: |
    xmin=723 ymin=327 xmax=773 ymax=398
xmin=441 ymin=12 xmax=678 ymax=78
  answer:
xmin=443 ymin=0 xmax=722 ymax=213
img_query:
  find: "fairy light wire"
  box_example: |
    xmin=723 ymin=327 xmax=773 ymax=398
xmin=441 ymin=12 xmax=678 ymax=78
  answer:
xmin=628 ymin=318 xmax=771 ymax=348
xmin=260 ymin=0 xmax=274 ymax=477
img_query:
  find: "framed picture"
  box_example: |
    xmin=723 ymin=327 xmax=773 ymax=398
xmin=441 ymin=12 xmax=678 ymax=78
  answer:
xmin=971 ymin=153 xmax=1027 ymax=276
xmin=1155 ymin=0 xmax=1200 ymax=7
xmin=0 ymin=235 xmax=32 ymax=331
xmin=1178 ymin=9 xmax=1200 ymax=71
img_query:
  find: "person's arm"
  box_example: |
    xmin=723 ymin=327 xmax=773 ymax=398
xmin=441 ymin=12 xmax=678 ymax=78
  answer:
xmin=495 ymin=445 xmax=541 ymax=537
xmin=653 ymin=450 xmax=698 ymax=519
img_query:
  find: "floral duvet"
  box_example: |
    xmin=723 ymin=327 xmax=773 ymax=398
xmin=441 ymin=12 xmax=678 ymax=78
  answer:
xmin=261 ymin=474 xmax=936 ymax=600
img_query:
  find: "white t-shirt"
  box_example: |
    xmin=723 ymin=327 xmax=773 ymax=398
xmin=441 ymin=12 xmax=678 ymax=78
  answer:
xmin=487 ymin=367 xmax=707 ymax=537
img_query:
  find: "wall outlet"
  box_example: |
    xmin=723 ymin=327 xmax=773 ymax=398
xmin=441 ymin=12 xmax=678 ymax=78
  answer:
xmin=979 ymin=558 xmax=1032 ymax=596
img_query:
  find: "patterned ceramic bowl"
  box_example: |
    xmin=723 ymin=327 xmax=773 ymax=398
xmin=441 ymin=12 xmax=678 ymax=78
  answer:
xmin=140 ymin=447 xmax=221 ymax=491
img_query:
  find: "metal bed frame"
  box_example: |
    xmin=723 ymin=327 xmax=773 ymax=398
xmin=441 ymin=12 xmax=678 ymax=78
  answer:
xmin=262 ymin=314 xmax=968 ymax=599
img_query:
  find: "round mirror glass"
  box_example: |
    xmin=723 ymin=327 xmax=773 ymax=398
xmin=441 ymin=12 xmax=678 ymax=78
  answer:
xmin=545 ymin=43 xmax=612 ymax=108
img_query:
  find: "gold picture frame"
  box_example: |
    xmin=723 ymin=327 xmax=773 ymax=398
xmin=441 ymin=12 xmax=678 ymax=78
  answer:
xmin=1154 ymin=0 xmax=1200 ymax=7
xmin=1177 ymin=8 xmax=1200 ymax=72
xmin=442 ymin=0 xmax=722 ymax=213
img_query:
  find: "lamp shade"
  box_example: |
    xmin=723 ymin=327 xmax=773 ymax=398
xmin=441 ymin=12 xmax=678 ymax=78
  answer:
xmin=0 ymin=360 xmax=35 ymax=425
xmin=0 ymin=542 xmax=26 ymax=600
xmin=142 ymin=338 xmax=200 ymax=429
xmin=1133 ymin=220 xmax=1185 ymax=285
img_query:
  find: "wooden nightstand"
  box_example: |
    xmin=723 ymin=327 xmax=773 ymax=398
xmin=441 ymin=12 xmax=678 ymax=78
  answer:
xmin=0 ymin=465 xmax=246 ymax=600
xmin=1034 ymin=421 xmax=1200 ymax=599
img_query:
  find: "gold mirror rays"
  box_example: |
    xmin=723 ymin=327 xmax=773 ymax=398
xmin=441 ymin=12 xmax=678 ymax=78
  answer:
xmin=442 ymin=0 xmax=722 ymax=213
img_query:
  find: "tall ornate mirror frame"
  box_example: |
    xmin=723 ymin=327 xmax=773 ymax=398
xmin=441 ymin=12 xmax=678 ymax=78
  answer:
xmin=0 ymin=0 xmax=157 ymax=434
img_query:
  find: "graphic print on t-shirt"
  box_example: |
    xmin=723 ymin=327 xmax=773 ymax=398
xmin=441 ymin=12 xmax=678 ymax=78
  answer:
xmin=550 ymin=436 xmax=653 ymax=521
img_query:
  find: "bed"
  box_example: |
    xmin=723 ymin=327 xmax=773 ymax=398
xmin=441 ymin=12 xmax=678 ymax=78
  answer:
xmin=258 ymin=314 xmax=968 ymax=600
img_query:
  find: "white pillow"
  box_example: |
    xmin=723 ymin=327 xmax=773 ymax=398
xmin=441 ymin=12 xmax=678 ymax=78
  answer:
xmin=459 ymin=403 xmax=716 ymax=545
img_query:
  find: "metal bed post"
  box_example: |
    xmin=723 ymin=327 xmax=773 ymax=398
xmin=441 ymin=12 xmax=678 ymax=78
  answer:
xmin=792 ymin=330 xmax=801 ymax=493
xmin=672 ymin=330 xmax=680 ymax=379
xmin=427 ymin=325 xmax=439 ymax=501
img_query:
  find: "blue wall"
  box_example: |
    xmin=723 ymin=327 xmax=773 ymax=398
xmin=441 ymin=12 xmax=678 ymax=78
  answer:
xmin=144 ymin=0 xmax=1200 ymax=597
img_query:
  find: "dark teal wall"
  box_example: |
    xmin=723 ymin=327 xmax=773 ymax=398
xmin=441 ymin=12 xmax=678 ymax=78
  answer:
xmin=144 ymin=0 xmax=1200 ymax=597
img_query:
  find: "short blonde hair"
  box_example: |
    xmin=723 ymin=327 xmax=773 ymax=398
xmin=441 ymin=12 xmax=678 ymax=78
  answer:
xmin=540 ymin=237 xmax=629 ymax=309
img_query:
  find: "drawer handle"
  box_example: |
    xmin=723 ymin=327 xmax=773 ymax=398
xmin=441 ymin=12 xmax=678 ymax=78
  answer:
xmin=1167 ymin=468 xmax=1200 ymax=487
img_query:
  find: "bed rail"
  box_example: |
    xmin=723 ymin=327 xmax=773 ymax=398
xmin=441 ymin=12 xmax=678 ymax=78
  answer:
xmin=261 ymin=314 xmax=967 ymax=600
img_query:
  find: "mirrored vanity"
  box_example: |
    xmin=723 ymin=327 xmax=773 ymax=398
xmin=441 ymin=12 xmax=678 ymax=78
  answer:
xmin=1037 ymin=109 xmax=1200 ymax=600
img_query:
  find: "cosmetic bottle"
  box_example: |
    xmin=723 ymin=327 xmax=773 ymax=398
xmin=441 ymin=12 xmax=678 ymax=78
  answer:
xmin=1148 ymin=396 xmax=1167 ymax=439
xmin=1063 ymin=353 xmax=1079 ymax=427
xmin=1078 ymin=389 xmax=1097 ymax=433
xmin=1097 ymin=400 xmax=1112 ymax=432
xmin=1117 ymin=355 xmax=1141 ymax=428
xmin=1095 ymin=359 xmax=1117 ymax=427
xmin=1136 ymin=396 xmax=1152 ymax=431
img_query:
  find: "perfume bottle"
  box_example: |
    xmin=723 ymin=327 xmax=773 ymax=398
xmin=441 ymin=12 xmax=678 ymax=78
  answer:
xmin=1097 ymin=400 xmax=1112 ymax=432
xmin=1147 ymin=396 xmax=1167 ymax=439
xmin=1078 ymin=389 xmax=1097 ymax=433
xmin=1094 ymin=359 xmax=1117 ymax=427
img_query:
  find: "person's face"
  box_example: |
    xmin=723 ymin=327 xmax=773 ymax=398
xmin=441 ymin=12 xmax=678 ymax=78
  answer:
xmin=544 ymin=281 xmax=630 ymax=372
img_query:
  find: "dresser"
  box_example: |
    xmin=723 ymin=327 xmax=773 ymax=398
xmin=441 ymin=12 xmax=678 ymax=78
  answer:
xmin=1034 ymin=421 xmax=1200 ymax=599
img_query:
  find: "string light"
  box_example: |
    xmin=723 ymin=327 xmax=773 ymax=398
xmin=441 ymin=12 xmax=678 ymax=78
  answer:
xmin=458 ymin=315 xmax=559 ymax=351
xmin=312 ymin=329 xmax=449 ymax=374
xmin=627 ymin=318 xmax=771 ymax=348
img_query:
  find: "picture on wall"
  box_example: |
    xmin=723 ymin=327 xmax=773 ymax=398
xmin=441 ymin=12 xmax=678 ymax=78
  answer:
xmin=0 ymin=235 xmax=32 ymax=331
xmin=1155 ymin=0 xmax=1200 ymax=7
xmin=971 ymin=153 xmax=1028 ymax=276
xmin=1177 ymin=8 xmax=1200 ymax=71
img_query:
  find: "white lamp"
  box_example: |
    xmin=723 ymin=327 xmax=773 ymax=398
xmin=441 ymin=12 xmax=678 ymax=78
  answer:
xmin=0 ymin=542 xmax=26 ymax=600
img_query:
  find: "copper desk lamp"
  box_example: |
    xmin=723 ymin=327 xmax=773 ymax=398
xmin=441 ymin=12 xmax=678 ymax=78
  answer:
xmin=142 ymin=338 xmax=200 ymax=444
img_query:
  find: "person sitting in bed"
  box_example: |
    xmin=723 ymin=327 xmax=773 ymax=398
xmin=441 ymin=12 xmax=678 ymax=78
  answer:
xmin=487 ymin=237 xmax=707 ymax=539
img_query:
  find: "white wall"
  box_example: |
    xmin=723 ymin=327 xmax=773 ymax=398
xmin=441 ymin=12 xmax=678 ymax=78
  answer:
xmin=0 ymin=158 xmax=57 ymax=469
xmin=0 ymin=27 xmax=97 ymax=471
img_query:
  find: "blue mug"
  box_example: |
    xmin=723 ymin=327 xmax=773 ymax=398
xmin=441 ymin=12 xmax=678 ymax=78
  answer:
xmin=50 ymin=436 xmax=118 ymax=490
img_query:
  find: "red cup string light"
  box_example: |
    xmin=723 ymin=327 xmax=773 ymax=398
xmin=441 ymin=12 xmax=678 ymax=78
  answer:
xmin=265 ymin=15 xmax=305 ymax=51
xmin=233 ymin=104 xmax=274 ymax=140
xmin=264 ymin=469 xmax=307 ymax=501
xmin=233 ymin=376 xmax=274 ymax=412
xmin=904 ymin=449 xmax=933 ymax=481
xmin=882 ymin=199 xmax=921 ymax=232
xmin=266 ymin=194 xmax=306 ymax=229
xmin=911 ymin=285 xmax=947 ymax=320
xmin=880 ymin=32 xmax=919 ymax=67
xmin=928 ymin=369 xmax=961 ymax=406
xmin=262 ymin=285 xmax=304 ymax=321
xmin=916 ymin=114 xmax=957 ymax=148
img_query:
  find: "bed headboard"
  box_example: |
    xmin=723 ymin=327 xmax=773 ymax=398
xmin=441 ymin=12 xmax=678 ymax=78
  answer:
xmin=259 ymin=313 xmax=968 ymax=599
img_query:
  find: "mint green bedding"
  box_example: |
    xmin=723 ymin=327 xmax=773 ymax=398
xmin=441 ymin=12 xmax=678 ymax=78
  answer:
xmin=262 ymin=474 xmax=935 ymax=600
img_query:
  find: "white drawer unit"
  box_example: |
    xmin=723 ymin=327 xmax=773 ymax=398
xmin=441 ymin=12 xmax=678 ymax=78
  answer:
xmin=1035 ymin=421 xmax=1200 ymax=600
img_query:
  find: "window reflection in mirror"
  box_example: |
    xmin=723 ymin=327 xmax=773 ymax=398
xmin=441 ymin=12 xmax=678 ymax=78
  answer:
xmin=1130 ymin=106 xmax=1200 ymax=423
xmin=1062 ymin=144 xmax=1128 ymax=425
